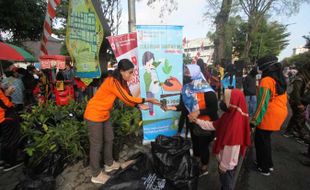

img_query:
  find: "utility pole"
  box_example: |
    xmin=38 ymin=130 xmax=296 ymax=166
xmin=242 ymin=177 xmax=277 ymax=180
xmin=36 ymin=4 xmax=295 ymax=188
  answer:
xmin=128 ymin=0 xmax=136 ymax=32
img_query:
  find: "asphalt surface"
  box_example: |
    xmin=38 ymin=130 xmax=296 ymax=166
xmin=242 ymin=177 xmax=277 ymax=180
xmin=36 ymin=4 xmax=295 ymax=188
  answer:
xmin=236 ymin=130 xmax=310 ymax=190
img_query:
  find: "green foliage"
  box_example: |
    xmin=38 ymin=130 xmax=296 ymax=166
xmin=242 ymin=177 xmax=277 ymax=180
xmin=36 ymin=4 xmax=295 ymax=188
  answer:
xmin=282 ymin=51 xmax=310 ymax=66
xmin=21 ymin=100 xmax=88 ymax=168
xmin=183 ymin=53 xmax=192 ymax=64
xmin=162 ymin=59 xmax=172 ymax=75
xmin=0 ymin=0 xmax=46 ymax=41
xmin=110 ymin=100 xmax=143 ymax=159
xmin=233 ymin=17 xmax=290 ymax=61
xmin=110 ymin=100 xmax=142 ymax=138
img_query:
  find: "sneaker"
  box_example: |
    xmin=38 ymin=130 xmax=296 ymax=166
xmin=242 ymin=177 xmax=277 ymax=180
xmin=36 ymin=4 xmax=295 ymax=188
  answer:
xmin=199 ymin=170 xmax=209 ymax=177
xmin=269 ymin=167 xmax=274 ymax=172
xmin=3 ymin=161 xmax=23 ymax=172
xmin=104 ymin=161 xmax=120 ymax=173
xmin=91 ymin=171 xmax=110 ymax=184
xmin=296 ymin=138 xmax=306 ymax=145
xmin=257 ymin=167 xmax=271 ymax=176
xmin=282 ymin=133 xmax=293 ymax=138
xmin=259 ymin=170 xmax=271 ymax=176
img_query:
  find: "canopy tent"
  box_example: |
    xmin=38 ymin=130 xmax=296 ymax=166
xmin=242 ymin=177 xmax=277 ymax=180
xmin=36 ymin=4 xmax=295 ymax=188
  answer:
xmin=0 ymin=42 xmax=37 ymax=62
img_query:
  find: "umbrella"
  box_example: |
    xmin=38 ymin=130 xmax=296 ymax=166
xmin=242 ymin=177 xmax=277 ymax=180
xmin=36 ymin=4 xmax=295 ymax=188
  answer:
xmin=0 ymin=42 xmax=37 ymax=62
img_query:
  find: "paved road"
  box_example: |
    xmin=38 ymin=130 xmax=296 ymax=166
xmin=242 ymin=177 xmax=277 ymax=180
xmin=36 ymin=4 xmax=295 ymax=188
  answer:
xmin=236 ymin=131 xmax=310 ymax=190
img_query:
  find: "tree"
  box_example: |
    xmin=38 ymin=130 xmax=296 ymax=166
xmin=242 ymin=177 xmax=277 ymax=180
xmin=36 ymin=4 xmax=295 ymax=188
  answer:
xmin=0 ymin=0 xmax=46 ymax=42
xmin=142 ymin=0 xmax=178 ymax=19
xmin=213 ymin=0 xmax=233 ymax=65
xmin=233 ymin=17 xmax=290 ymax=63
xmin=303 ymin=33 xmax=310 ymax=49
xmin=239 ymin=0 xmax=310 ymax=64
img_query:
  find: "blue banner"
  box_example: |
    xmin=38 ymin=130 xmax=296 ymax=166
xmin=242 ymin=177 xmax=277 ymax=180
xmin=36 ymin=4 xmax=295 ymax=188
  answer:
xmin=137 ymin=25 xmax=183 ymax=142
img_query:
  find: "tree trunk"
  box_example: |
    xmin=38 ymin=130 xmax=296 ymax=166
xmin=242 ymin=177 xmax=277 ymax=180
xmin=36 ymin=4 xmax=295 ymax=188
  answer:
xmin=213 ymin=0 xmax=232 ymax=66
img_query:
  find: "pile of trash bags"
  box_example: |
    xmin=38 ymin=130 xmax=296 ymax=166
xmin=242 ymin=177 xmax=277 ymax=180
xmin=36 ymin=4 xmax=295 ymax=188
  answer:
xmin=101 ymin=135 xmax=200 ymax=190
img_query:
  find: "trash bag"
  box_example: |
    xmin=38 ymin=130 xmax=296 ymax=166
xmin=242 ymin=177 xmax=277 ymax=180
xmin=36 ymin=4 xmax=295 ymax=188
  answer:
xmin=25 ymin=151 xmax=66 ymax=178
xmin=100 ymin=153 xmax=175 ymax=190
xmin=151 ymin=135 xmax=199 ymax=190
xmin=14 ymin=174 xmax=55 ymax=190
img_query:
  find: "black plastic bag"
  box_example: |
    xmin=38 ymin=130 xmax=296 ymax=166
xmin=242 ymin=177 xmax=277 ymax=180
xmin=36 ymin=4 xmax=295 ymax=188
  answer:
xmin=101 ymin=153 xmax=175 ymax=190
xmin=151 ymin=135 xmax=199 ymax=190
xmin=25 ymin=151 xmax=66 ymax=178
xmin=14 ymin=174 xmax=55 ymax=190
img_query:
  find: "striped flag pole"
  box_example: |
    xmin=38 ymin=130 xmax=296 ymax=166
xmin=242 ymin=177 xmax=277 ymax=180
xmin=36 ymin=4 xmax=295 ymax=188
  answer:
xmin=192 ymin=42 xmax=204 ymax=64
xmin=40 ymin=0 xmax=62 ymax=55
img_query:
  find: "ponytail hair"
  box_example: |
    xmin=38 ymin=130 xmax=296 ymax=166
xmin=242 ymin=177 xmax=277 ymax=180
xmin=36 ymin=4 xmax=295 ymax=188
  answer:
xmin=112 ymin=59 xmax=134 ymax=88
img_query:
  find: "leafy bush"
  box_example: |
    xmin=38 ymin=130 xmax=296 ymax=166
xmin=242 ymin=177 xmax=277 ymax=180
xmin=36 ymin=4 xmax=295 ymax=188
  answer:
xmin=21 ymin=98 xmax=143 ymax=169
xmin=110 ymin=100 xmax=143 ymax=160
xmin=21 ymin=100 xmax=88 ymax=169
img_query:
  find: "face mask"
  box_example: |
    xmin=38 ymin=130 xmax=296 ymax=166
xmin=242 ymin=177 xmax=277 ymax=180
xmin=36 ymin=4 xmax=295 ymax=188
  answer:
xmin=219 ymin=100 xmax=228 ymax=112
xmin=183 ymin=76 xmax=192 ymax=84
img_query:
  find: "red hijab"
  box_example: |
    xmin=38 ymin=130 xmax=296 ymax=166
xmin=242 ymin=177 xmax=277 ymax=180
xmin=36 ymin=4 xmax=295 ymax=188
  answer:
xmin=213 ymin=89 xmax=251 ymax=156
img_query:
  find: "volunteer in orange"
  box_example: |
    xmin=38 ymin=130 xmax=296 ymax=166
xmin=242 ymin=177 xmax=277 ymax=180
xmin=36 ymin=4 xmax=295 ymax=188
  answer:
xmin=251 ymin=55 xmax=288 ymax=176
xmin=84 ymin=59 xmax=160 ymax=184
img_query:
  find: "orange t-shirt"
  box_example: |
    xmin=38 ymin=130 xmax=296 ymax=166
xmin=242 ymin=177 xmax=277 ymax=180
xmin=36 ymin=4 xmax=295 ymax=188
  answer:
xmin=0 ymin=89 xmax=14 ymax=123
xmin=257 ymin=77 xmax=288 ymax=131
xmin=84 ymin=77 xmax=143 ymax=122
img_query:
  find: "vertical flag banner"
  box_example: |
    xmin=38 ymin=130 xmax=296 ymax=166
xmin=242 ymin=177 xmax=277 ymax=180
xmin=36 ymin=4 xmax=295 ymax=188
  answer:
xmin=137 ymin=25 xmax=183 ymax=142
xmin=66 ymin=0 xmax=104 ymax=78
xmin=107 ymin=33 xmax=140 ymax=97
xmin=40 ymin=0 xmax=62 ymax=55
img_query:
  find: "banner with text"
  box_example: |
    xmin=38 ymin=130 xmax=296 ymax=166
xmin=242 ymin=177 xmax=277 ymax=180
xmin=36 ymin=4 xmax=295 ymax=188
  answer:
xmin=66 ymin=0 xmax=103 ymax=78
xmin=107 ymin=33 xmax=140 ymax=97
xmin=137 ymin=25 xmax=183 ymax=142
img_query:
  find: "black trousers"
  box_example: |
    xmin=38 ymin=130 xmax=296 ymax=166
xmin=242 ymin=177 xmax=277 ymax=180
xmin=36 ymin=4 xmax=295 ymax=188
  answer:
xmin=285 ymin=105 xmax=307 ymax=138
xmin=255 ymin=128 xmax=273 ymax=172
xmin=0 ymin=119 xmax=22 ymax=164
xmin=219 ymin=169 xmax=236 ymax=190
xmin=190 ymin=127 xmax=214 ymax=165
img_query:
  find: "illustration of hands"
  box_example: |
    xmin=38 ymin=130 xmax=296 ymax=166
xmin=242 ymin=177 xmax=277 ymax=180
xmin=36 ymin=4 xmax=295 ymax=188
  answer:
xmin=162 ymin=76 xmax=182 ymax=92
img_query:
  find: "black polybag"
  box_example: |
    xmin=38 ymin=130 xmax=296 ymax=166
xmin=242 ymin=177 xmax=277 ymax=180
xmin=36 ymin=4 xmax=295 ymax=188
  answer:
xmin=101 ymin=153 xmax=175 ymax=190
xmin=151 ymin=135 xmax=199 ymax=190
xmin=14 ymin=174 xmax=55 ymax=190
xmin=25 ymin=152 xmax=66 ymax=177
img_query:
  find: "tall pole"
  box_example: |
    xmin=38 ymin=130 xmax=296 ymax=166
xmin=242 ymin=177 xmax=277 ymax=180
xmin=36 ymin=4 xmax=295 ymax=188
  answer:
xmin=128 ymin=0 xmax=136 ymax=32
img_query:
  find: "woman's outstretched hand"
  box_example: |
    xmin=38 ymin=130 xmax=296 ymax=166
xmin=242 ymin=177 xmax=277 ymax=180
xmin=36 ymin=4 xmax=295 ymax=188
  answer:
xmin=146 ymin=98 xmax=161 ymax=105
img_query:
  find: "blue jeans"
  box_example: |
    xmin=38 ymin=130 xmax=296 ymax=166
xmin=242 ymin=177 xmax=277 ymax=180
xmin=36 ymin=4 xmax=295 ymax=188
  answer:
xmin=246 ymin=95 xmax=257 ymax=117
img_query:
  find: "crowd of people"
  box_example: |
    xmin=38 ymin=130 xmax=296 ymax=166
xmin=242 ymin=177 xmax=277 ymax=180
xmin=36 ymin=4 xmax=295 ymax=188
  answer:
xmin=0 ymin=62 xmax=87 ymax=171
xmin=1 ymin=53 xmax=309 ymax=190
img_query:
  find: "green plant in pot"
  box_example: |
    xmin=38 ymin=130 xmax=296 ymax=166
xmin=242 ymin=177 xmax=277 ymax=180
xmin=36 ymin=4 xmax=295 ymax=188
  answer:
xmin=20 ymin=100 xmax=88 ymax=176
xmin=110 ymin=100 xmax=143 ymax=160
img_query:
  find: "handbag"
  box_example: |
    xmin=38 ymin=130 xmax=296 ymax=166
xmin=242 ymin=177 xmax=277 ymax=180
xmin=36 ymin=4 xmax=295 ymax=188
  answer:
xmin=191 ymin=123 xmax=213 ymax=136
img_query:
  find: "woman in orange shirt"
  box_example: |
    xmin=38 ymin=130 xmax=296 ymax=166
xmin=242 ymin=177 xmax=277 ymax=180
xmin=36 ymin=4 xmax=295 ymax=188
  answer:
xmin=84 ymin=59 xmax=160 ymax=184
xmin=251 ymin=55 xmax=288 ymax=176
xmin=0 ymin=83 xmax=23 ymax=172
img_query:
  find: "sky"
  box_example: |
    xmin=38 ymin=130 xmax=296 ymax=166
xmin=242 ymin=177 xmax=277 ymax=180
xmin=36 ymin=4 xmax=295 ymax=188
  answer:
xmin=119 ymin=0 xmax=310 ymax=60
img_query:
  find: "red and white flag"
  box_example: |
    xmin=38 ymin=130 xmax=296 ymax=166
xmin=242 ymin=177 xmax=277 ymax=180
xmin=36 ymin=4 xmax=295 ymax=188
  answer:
xmin=40 ymin=0 xmax=62 ymax=55
xmin=192 ymin=42 xmax=204 ymax=64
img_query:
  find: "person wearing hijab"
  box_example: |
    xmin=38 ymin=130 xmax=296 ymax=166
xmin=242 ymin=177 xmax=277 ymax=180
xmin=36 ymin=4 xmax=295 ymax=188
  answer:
xmin=250 ymin=55 xmax=288 ymax=176
xmin=189 ymin=89 xmax=251 ymax=190
xmin=164 ymin=64 xmax=218 ymax=176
